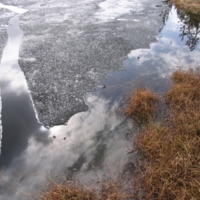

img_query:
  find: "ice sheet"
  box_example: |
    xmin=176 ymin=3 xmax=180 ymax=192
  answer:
xmin=95 ymin=0 xmax=144 ymax=22
xmin=16 ymin=0 xmax=167 ymax=126
xmin=0 ymin=3 xmax=27 ymax=14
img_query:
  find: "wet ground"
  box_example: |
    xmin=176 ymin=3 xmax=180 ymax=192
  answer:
xmin=0 ymin=0 xmax=200 ymax=199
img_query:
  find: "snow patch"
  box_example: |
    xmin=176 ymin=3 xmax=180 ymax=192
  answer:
xmin=95 ymin=0 xmax=144 ymax=22
xmin=117 ymin=18 xmax=140 ymax=22
xmin=21 ymin=57 xmax=36 ymax=62
xmin=0 ymin=3 xmax=27 ymax=14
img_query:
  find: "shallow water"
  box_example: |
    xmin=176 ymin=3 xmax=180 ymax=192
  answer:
xmin=97 ymin=6 xmax=200 ymax=100
xmin=0 ymin=88 xmax=1 ymax=152
xmin=0 ymin=1 xmax=200 ymax=200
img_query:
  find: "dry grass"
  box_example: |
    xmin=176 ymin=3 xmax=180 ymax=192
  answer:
xmin=38 ymin=181 xmax=96 ymax=200
xmin=172 ymin=0 xmax=200 ymax=13
xmin=167 ymin=69 xmax=200 ymax=108
xmin=133 ymin=123 xmax=200 ymax=200
xmin=131 ymin=69 xmax=200 ymax=200
xmin=38 ymin=179 xmax=131 ymax=200
xmin=99 ymin=180 xmax=131 ymax=200
xmin=124 ymin=89 xmax=159 ymax=124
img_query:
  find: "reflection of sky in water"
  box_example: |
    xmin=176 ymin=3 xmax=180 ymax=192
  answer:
xmin=0 ymin=3 xmax=200 ymax=200
xmin=0 ymin=88 xmax=1 ymax=153
xmin=0 ymin=2 xmax=28 ymax=96
xmin=0 ymin=4 xmax=132 ymax=199
xmin=0 ymin=16 xmax=28 ymax=94
xmin=0 ymin=12 xmax=40 ymax=170
xmin=0 ymin=94 xmax=131 ymax=200
xmin=127 ymin=6 xmax=200 ymax=78
xmin=97 ymin=6 xmax=200 ymax=101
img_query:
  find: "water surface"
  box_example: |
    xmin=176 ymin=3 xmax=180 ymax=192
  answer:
xmin=0 ymin=1 xmax=200 ymax=200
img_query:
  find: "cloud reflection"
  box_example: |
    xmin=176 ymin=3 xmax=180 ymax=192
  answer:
xmin=0 ymin=94 xmax=130 ymax=200
xmin=127 ymin=7 xmax=200 ymax=78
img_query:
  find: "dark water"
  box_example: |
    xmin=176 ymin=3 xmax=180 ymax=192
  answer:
xmin=0 ymin=14 xmax=42 ymax=168
xmin=0 ymin=2 xmax=200 ymax=200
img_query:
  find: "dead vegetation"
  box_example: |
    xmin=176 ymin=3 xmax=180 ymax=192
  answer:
xmin=132 ymin=123 xmax=200 ymax=199
xmin=124 ymin=88 xmax=159 ymax=124
xmin=131 ymin=69 xmax=200 ymax=199
xmin=99 ymin=180 xmax=131 ymax=200
xmin=38 ymin=179 xmax=131 ymax=200
xmin=38 ymin=181 xmax=96 ymax=200
xmin=171 ymin=0 xmax=200 ymax=13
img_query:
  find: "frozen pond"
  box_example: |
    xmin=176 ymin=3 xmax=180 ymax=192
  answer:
xmin=0 ymin=0 xmax=200 ymax=199
xmin=18 ymin=0 xmax=169 ymax=126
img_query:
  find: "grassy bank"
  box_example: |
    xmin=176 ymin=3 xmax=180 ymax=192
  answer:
xmin=172 ymin=0 xmax=200 ymax=13
xmin=132 ymin=69 xmax=200 ymax=199
xmin=38 ymin=69 xmax=200 ymax=199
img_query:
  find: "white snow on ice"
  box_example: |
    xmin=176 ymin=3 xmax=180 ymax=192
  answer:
xmin=95 ymin=0 xmax=144 ymax=22
xmin=0 ymin=3 xmax=27 ymax=14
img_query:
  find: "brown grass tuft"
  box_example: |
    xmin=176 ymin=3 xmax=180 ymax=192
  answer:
xmin=38 ymin=181 xmax=96 ymax=200
xmin=38 ymin=179 xmax=132 ymax=200
xmin=167 ymin=69 xmax=200 ymax=110
xmin=124 ymin=89 xmax=159 ymax=124
xmin=171 ymin=69 xmax=200 ymax=84
xmin=99 ymin=180 xmax=131 ymax=200
xmin=133 ymin=123 xmax=200 ymax=199
xmin=131 ymin=69 xmax=200 ymax=199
